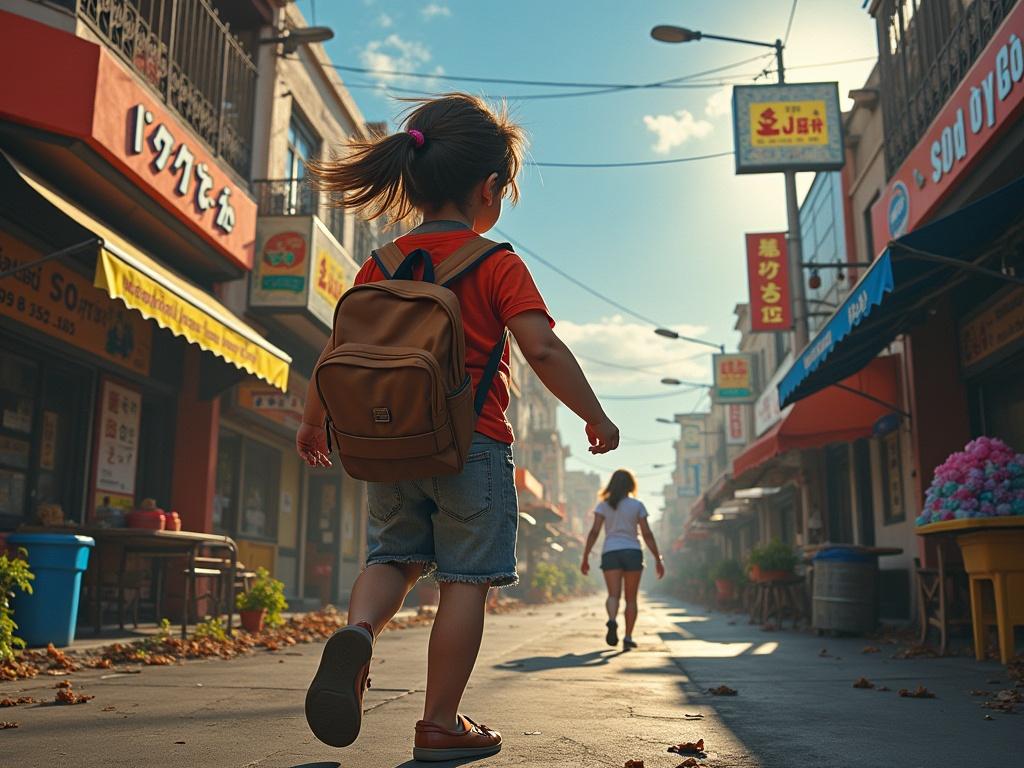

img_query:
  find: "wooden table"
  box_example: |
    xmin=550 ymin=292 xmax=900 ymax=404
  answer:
xmin=17 ymin=526 xmax=237 ymax=638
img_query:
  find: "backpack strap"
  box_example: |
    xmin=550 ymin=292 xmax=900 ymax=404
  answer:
xmin=475 ymin=329 xmax=509 ymax=416
xmin=434 ymin=236 xmax=513 ymax=287
xmin=370 ymin=242 xmax=406 ymax=279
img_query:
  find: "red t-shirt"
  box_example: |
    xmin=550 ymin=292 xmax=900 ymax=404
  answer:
xmin=353 ymin=229 xmax=552 ymax=444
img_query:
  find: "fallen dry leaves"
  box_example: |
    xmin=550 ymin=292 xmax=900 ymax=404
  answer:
xmin=624 ymin=760 xmax=645 ymax=768
xmin=676 ymin=759 xmax=704 ymax=767
xmin=898 ymin=686 xmax=936 ymax=699
xmin=0 ymin=697 xmax=35 ymax=707
xmin=853 ymin=677 xmax=875 ymax=689
xmin=862 ymin=646 xmax=881 ymax=654
xmin=668 ymin=738 xmax=705 ymax=755
xmin=0 ymin=721 xmax=18 ymax=729
xmin=979 ymin=689 xmax=1022 ymax=713
xmin=53 ymin=681 xmax=93 ymax=705
xmin=707 ymin=685 xmax=737 ymax=696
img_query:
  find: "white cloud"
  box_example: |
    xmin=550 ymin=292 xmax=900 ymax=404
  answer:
xmin=704 ymin=85 xmax=732 ymax=119
xmin=421 ymin=3 xmax=451 ymax=19
xmin=360 ymin=34 xmax=444 ymax=86
xmin=555 ymin=315 xmax=711 ymax=390
xmin=642 ymin=110 xmax=713 ymax=154
xmin=376 ymin=13 xmax=393 ymax=28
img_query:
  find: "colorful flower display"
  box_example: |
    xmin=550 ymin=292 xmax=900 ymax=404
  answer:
xmin=917 ymin=437 xmax=1024 ymax=525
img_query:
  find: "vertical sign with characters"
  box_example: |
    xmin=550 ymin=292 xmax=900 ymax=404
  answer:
xmin=726 ymin=404 xmax=748 ymax=445
xmin=93 ymin=379 xmax=142 ymax=512
xmin=746 ymin=232 xmax=792 ymax=332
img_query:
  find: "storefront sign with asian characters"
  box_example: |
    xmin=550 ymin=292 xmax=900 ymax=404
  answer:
xmin=746 ymin=232 xmax=792 ymax=331
xmin=713 ymin=353 xmax=757 ymax=404
xmin=250 ymin=216 xmax=357 ymax=331
xmin=726 ymin=404 xmax=748 ymax=445
xmin=94 ymin=379 xmax=141 ymax=504
xmin=960 ymin=286 xmax=1024 ymax=373
xmin=236 ymin=372 xmax=308 ymax=433
xmin=678 ymin=416 xmax=706 ymax=457
xmin=732 ymin=82 xmax=844 ymax=174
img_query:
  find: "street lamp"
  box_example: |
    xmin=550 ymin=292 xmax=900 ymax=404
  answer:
xmin=650 ymin=24 xmax=810 ymax=351
xmin=654 ymin=327 xmax=725 ymax=353
xmin=656 ymin=417 xmax=676 ymax=425
xmin=661 ymin=377 xmax=712 ymax=388
xmin=260 ymin=26 xmax=335 ymax=54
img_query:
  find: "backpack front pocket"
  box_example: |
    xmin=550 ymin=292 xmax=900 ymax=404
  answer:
xmin=317 ymin=344 xmax=452 ymax=459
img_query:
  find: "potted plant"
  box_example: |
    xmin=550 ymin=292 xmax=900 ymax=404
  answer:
xmin=710 ymin=559 xmax=745 ymax=602
xmin=0 ymin=547 xmax=34 ymax=662
xmin=236 ymin=567 xmax=288 ymax=634
xmin=748 ymin=540 xmax=799 ymax=582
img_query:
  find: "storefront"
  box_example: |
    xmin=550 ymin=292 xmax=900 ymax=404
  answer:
xmin=0 ymin=12 xmax=289 ymax=539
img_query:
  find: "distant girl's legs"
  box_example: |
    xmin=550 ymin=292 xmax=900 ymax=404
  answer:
xmin=603 ymin=568 xmax=623 ymax=645
xmin=623 ymin=570 xmax=642 ymax=644
xmin=423 ymin=581 xmax=490 ymax=729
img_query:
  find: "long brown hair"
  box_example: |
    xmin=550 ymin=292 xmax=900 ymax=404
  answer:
xmin=601 ymin=469 xmax=637 ymax=510
xmin=307 ymin=93 xmax=526 ymax=222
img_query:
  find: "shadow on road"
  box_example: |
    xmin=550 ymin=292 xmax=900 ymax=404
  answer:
xmin=288 ymin=763 xmax=341 ymax=768
xmin=392 ymin=755 xmax=497 ymax=768
xmin=495 ymin=648 xmax=627 ymax=671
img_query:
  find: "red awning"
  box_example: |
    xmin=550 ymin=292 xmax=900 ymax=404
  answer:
xmin=733 ymin=356 xmax=900 ymax=479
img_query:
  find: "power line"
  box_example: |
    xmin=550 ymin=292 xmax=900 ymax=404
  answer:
xmin=323 ymin=52 xmax=770 ymax=90
xmin=576 ymin=351 xmax=710 ymax=375
xmin=531 ymin=151 xmax=733 ymax=168
xmin=492 ymin=227 xmax=666 ymax=328
xmin=783 ymin=0 xmax=800 ymax=46
xmin=600 ymin=387 xmax=704 ymax=401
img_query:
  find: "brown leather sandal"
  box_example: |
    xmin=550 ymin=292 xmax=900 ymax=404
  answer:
xmin=413 ymin=714 xmax=502 ymax=761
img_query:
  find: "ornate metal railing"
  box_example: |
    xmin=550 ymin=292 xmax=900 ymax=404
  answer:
xmin=875 ymin=0 xmax=1017 ymax=175
xmin=252 ymin=178 xmax=346 ymax=247
xmin=76 ymin=0 xmax=256 ymax=179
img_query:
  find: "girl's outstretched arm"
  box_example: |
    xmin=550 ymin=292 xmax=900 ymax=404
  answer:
xmin=639 ymin=518 xmax=665 ymax=579
xmin=507 ymin=310 xmax=619 ymax=454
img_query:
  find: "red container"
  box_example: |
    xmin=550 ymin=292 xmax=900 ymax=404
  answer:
xmin=750 ymin=565 xmax=792 ymax=583
xmin=715 ymin=579 xmax=736 ymax=601
xmin=127 ymin=510 xmax=165 ymax=531
xmin=163 ymin=511 xmax=181 ymax=532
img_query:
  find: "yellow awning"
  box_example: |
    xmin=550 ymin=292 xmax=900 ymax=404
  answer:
xmin=9 ymin=157 xmax=290 ymax=389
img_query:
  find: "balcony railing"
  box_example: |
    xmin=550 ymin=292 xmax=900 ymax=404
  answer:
xmin=875 ymin=0 xmax=1017 ymax=175
xmin=252 ymin=178 xmax=346 ymax=247
xmin=76 ymin=0 xmax=257 ymax=179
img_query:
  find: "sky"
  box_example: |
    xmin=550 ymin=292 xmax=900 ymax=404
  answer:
xmin=297 ymin=0 xmax=879 ymax=512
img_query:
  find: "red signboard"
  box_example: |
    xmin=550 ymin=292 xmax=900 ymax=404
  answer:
xmin=0 ymin=11 xmax=256 ymax=271
xmin=745 ymin=232 xmax=792 ymax=332
xmin=870 ymin=3 xmax=1024 ymax=251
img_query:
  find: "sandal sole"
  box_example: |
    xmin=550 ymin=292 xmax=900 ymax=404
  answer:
xmin=606 ymin=621 xmax=619 ymax=647
xmin=304 ymin=625 xmax=373 ymax=747
xmin=413 ymin=742 xmax=502 ymax=762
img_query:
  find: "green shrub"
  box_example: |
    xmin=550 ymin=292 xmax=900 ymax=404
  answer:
xmin=748 ymin=540 xmax=799 ymax=572
xmin=236 ymin=567 xmax=288 ymax=627
xmin=528 ymin=562 xmax=566 ymax=602
xmin=0 ymin=548 xmax=34 ymax=662
xmin=192 ymin=616 xmax=227 ymax=642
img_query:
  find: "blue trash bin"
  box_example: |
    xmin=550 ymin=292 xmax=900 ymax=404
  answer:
xmin=7 ymin=534 xmax=95 ymax=648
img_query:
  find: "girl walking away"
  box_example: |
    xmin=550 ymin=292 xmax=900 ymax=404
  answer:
xmin=294 ymin=93 xmax=618 ymax=762
xmin=581 ymin=470 xmax=664 ymax=649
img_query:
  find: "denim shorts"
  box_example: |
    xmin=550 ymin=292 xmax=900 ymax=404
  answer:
xmin=365 ymin=433 xmax=519 ymax=587
xmin=601 ymin=548 xmax=644 ymax=572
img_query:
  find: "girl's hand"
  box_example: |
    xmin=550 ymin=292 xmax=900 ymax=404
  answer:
xmin=296 ymin=423 xmax=332 ymax=467
xmin=586 ymin=418 xmax=620 ymax=454
xmin=581 ymin=558 xmax=590 ymax=575
xmin=655 ymin=559 xmax=666 ymax=580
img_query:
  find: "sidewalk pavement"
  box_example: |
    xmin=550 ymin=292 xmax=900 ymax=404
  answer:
xmin=0 ymin=594 xmax=1018 ymax=767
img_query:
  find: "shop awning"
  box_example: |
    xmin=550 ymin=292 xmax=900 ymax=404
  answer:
xmin=735 ymin=356 xmax=899 ymax=479
xmin=2 ymin=153 xmax=290 ymax=389
xmin=778 ymin=175 xmax=1024 ymax=408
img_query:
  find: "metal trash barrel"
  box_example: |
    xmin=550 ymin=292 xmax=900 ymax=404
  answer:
xmin=811 ymin=547 xmax=877 ymax=634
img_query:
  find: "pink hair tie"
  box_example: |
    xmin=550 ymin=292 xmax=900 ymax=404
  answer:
xmin=407 ymin=129 xmax=425 ymax=148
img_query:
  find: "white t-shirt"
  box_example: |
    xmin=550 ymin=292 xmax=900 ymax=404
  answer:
xmin=595 ymin=497 xmax=648 ymax=553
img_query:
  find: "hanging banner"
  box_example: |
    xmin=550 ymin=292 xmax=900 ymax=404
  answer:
xmin=746 ymin=232 xmax=793 ymax=332
xmin=713 ymin=353 xmax=758 ymax=404
xmin=733 ymin=82 xmax=844 ymax=174
xmin=678 ymin=415 xmax=705 ymax=458
xmin=726 ymin=404 xmax=748 ymax=445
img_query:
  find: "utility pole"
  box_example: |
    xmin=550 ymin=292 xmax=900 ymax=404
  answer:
xmin=775 ymin=38 xmax=810 ymax=352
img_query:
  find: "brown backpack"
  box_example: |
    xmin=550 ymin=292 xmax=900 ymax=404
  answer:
xmin=314 ymin=236 xmax=510 ymax=482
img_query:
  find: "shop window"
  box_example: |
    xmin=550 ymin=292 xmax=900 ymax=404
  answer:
xmin=879 ymin=432 xmax=905 ymax=524
xmin=0 ymin=354 xmax=37 ymax=523
xmin=212 ymin=430 xmax=280 ymax=540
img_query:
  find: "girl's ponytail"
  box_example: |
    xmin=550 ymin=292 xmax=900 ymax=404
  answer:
xmin=307 ymin=131 xmax=418 ymax=222
xmin=308 ymin=93 xmax=526 ymax=223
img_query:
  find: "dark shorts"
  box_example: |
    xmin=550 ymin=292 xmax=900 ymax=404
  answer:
xmin=600 ymin=548 xmax=644 ymax=572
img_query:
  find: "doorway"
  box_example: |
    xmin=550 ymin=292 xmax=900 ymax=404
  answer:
xmin=304 ymin=474 xmax=342 ymax=605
